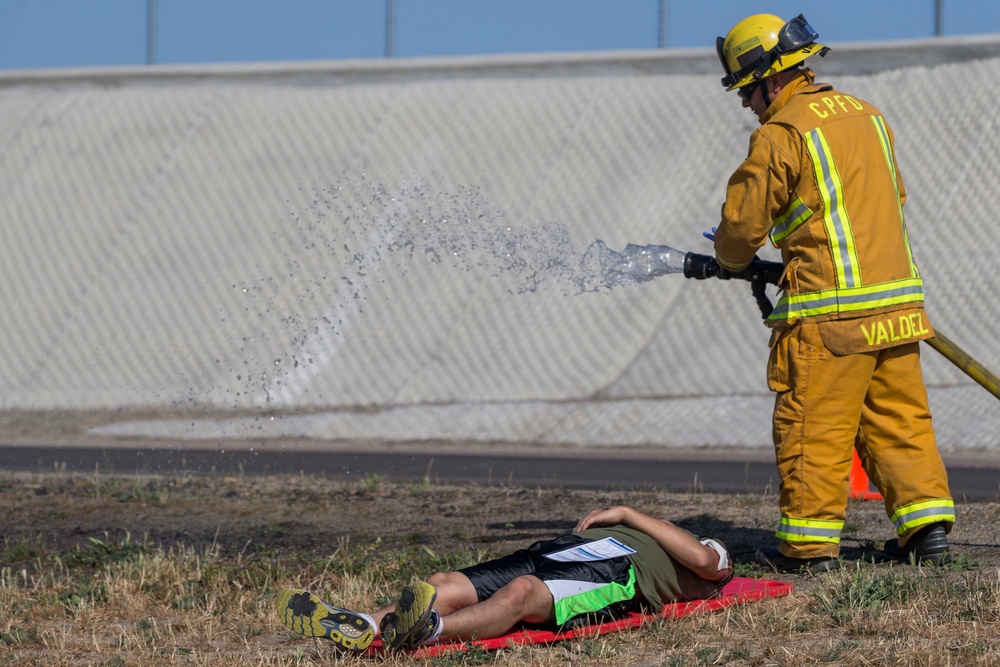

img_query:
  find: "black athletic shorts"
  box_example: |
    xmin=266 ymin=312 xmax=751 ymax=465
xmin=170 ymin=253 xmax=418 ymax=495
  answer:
xmin=458 ymin=534 xmax=642 ymax=627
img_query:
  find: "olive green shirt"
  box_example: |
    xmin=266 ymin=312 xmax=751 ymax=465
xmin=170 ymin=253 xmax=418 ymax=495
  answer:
xmin=576 ymin=526 xmax=726 ymax=608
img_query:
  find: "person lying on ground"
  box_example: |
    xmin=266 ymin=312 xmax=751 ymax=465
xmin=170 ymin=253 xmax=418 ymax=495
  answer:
xmin=276 ymin=504 xmax=735 ymax=652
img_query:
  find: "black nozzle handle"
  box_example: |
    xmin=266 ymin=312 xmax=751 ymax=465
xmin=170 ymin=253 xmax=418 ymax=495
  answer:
xmin=751 ymin=277 xmax=774 ymax=319
xmin=683 ymin=252 xmax=784 ymax=320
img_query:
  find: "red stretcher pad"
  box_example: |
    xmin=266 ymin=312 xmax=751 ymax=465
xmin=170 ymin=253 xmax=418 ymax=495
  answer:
xmin=366 ymin=577 xmax=791 ymax=657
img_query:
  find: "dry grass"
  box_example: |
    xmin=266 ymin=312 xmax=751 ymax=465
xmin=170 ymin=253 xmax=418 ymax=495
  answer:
xmin=1 ymin=472 xmax=998 ymax=666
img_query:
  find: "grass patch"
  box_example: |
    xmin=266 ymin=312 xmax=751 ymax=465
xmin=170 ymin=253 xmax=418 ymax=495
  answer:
xmin=61 ymin=533 xmax=148 ymax=569
xmin=1 ymin=534 xmax=46 ymax=566
xmin=0 ymin=472 xmax=996 ymax=666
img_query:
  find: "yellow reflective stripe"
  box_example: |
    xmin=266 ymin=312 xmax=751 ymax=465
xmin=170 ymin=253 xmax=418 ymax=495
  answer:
xmin=871 ymin=115 xmax=897 ymax=183
xmin=891 ymin=499 xmax=956 ymax=536
xmin=770 ymin=196 xmax=813 ymax=245
xmin=767 ymin=277 xmax=924 ymax=321
xmin=776 ymin=517 xmax=843 ymax=544
xmin=871 ymin=115 xmax=920 ymax=278
xmin=805 ymin=128 xmax=862 ymax=288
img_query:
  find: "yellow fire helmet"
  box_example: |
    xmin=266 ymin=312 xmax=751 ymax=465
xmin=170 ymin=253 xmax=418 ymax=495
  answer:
xmin=717 ymin=13 xmax=830 ymax=91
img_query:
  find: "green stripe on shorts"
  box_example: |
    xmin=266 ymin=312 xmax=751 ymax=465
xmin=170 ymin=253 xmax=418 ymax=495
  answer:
xmin=551 ymin=565 xmax=636 ymax=626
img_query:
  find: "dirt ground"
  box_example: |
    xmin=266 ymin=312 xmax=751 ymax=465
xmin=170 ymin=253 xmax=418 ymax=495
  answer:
xmin=0 ymin=408 xmax=997 ymax=577
xmin=2 ymin=409 xmax=1000 ymax=667
xmin=0 ymin=409 xmax=995 ymax=566
xmin=2 ymin=445 xmax=1000 ymax=666
xmin=4 ymin=467 xmax=999 ymax=582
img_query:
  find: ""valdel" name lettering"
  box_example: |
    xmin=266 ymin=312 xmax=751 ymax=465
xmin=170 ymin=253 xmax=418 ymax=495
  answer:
xmin=860 ymin=313 xmax=930 ymax=347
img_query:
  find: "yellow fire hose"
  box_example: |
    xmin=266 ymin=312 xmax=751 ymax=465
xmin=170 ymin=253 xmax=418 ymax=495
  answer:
xmin=924 ymin=330 xmax=1000 ymax=402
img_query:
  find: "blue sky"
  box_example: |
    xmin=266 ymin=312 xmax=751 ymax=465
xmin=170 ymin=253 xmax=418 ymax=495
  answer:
xmin=1 ymin=0 xmax=999 ymax=70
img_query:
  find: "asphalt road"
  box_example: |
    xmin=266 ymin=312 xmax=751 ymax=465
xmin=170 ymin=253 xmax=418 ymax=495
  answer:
xmin=1 ymin=443 xmax=997 ymax=500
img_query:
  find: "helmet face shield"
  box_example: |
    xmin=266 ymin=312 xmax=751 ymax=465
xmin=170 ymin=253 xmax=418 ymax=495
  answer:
xmin=716 ymin=36 xmax=731 ymax=78
xmin=775 ymin=14 xmax=819 ymax=55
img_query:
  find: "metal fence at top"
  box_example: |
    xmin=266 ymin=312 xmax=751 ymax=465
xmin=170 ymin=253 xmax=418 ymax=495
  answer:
xmin=2 ymin=36 xmax=998 ymax=451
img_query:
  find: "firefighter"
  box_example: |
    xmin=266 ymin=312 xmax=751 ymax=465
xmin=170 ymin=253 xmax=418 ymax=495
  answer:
xmin=712 ymin=14 xmax=955 ymax=572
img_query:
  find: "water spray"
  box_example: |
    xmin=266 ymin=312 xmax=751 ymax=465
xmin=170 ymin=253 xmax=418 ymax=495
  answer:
xmin=590 ymin=241 xmax=782 ymax=318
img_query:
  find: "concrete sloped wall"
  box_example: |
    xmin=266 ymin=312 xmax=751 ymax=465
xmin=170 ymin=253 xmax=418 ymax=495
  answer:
xmin=2 ymin=37 xmax=999 ymax=450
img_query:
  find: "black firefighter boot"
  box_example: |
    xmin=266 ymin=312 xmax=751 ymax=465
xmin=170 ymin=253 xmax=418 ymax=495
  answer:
xmin=883 ymin=522 xmax=951 ymax=565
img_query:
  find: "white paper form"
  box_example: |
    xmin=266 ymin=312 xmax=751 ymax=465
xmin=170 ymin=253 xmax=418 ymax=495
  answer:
xmin=543 ymin=537 xmax=636 ymax=562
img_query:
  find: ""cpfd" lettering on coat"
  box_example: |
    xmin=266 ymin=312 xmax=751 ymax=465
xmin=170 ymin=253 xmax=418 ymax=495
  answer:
xmin=809 ymin=95 xmax=865 ymax=119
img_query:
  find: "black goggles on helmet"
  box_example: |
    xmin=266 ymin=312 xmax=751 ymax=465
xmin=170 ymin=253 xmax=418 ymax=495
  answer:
xmin=718 ymin=14 xmax=821 ymax=89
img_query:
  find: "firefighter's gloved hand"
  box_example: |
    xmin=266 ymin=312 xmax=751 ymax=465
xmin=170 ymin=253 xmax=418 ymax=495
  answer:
xmin=703 ymin=227 xmax=717 ymax=242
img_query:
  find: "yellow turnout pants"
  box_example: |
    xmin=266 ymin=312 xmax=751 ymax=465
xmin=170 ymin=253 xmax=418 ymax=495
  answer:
xmin=767 ymin=321 xmax=955 ymax=559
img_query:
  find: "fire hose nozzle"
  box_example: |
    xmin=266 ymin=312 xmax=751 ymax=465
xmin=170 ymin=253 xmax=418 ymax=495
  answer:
xmin=683 ymin=253 xmax=783 ymax=285
xmin=681 ymin=252 xmax=722 ymax=280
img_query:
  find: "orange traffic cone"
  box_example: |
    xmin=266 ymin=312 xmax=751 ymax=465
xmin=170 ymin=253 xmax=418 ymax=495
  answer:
xmin=849 ymin=449 xmax=883 ymax=501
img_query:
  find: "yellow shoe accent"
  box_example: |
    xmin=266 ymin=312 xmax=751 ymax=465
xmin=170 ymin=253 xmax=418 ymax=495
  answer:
xmin=379 ymin=582 xmax=436 ymax=651
xmin=276 ymin=588 xmax=374 ymax=651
